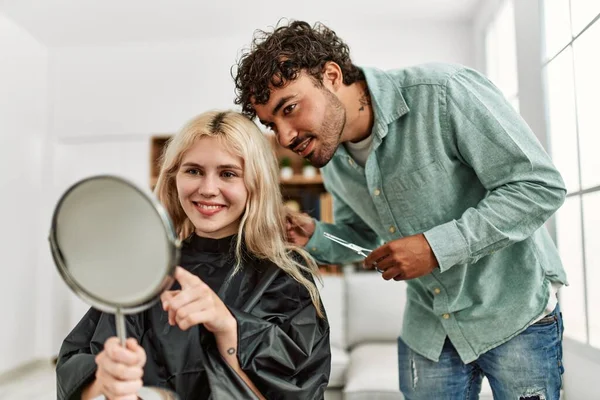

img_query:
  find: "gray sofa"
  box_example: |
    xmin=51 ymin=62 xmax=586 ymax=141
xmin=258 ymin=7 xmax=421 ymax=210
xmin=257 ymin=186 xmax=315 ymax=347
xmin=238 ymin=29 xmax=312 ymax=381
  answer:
xmin=319 ymin=271 xmax=493 ymax=400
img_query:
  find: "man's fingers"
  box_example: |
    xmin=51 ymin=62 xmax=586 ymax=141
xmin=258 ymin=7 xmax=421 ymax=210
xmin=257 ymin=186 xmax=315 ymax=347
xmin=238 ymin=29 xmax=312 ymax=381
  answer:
xmin=382 ymin=266 xmax=404 ymax=281
xmin=371 ymin=255 xmax=397 ymax=271
xmin=364 ymin=243 xmax=389 ymax=267
xmin=286 ymin=211 xmax=313 ymax=234
xmin=364 ymin=253 xmax=390 ymax=269
xmin=287 ymin=230 xmax=299 ymax=242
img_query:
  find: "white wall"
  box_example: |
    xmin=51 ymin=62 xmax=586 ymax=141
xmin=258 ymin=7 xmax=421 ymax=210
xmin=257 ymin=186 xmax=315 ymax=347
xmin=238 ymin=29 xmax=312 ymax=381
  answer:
xmin=50 ymin=22 xmax=474 ymax=140
xmin=0 ymin=12 xmax=50 ymax=375
xmin=336 ymin=22 xmax=475 ymax=70
xmin=472 ymin=0 xmax=547 ymax=147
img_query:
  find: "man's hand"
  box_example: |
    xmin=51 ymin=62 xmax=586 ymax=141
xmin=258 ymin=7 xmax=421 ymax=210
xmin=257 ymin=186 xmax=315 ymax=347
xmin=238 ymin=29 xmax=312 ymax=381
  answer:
xmin=364 ymin=234 xmax=438 ymax=281
xmin=284 ymin=209 xmax=315 ymax=247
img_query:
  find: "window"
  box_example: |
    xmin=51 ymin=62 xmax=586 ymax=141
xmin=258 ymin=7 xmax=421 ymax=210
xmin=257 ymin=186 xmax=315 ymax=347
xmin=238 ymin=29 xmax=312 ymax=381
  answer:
xmin=485 ymin=0 xmax=519 ymax=111
xmin=544 ymin=1 xmax=600 ymax=348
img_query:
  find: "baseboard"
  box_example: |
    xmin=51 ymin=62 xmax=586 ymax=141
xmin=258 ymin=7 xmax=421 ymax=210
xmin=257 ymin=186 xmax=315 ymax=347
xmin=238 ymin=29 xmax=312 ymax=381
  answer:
xmin=0 ymin=359 xmax=54 ymax=384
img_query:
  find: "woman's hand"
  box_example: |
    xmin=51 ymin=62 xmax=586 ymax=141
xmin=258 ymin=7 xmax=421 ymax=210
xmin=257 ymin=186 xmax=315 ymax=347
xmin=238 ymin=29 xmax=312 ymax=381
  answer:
xmin=162 ymin=267 xmax=265 ymax=399
xmin=87 ymin=337 xmax=146 ymax=400
xmin=161 ymin=267 xmax=236 ymax=335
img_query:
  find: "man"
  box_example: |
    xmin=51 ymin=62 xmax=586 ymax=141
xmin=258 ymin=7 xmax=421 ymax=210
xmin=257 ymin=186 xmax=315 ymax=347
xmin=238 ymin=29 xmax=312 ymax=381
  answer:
xmin=233 ymin=20 xmax=566 ymax=399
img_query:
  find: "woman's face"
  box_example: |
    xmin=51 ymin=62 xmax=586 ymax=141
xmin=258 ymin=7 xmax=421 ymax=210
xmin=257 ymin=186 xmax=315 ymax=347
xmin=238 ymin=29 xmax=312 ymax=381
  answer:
xmin=176 ymin=137 xmax=248 ymax=239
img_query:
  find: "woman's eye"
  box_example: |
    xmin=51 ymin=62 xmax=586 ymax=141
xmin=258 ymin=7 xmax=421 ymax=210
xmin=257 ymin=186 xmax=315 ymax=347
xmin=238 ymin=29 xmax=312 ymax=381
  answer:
xmin=283 ymin=104 xmax=296 ymax=115
xmin=222 ymin=171 xmax=237 ymax=178
xmin=186 ymin=169 xmax=201 ymax=175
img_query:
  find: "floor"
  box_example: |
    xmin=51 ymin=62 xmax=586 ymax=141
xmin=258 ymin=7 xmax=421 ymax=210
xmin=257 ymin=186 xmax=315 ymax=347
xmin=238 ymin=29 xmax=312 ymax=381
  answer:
xmin=0 ymin=360 xmax=56 ymax=400
xmin=0 ymin=360 xmax=569 ymax=399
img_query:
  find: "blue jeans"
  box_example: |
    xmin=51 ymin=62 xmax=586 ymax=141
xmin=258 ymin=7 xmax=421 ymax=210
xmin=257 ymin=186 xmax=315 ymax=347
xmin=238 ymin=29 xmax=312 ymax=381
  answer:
xmin=398 ymin=305 xmax=564 ymax=400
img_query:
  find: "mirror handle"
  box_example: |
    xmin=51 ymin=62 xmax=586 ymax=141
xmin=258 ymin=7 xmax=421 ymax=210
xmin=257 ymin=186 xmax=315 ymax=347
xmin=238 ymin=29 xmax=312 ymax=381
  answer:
xmin=115 ymin=308 xmax=127 ymax=346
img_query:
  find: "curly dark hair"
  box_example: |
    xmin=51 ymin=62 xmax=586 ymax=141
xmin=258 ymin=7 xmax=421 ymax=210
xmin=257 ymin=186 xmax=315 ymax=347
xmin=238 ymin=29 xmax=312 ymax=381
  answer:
xmin=232 ymin=20 xmax=364 ymax=118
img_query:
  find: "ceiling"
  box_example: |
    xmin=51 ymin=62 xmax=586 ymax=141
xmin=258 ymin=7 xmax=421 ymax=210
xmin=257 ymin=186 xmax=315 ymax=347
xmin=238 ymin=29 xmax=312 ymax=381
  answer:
xmin=0 ymin=0 xmax=482 ymax=46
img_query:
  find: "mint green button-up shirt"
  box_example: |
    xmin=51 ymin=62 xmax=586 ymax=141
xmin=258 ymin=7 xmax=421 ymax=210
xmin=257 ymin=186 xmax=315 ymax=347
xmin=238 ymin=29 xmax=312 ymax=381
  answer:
xmin=306 ymin=64 xmax=567 ymax=363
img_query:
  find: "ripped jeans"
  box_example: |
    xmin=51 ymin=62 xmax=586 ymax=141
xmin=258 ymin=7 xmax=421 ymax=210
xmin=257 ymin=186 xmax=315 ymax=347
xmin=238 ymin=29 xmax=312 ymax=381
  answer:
xmin=398 ymin=305 xmax=564 ymax=400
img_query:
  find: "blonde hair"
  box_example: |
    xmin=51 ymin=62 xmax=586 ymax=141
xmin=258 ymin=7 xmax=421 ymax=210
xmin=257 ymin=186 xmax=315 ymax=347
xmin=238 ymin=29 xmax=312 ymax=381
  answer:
xmin=154 ymin=110 xmax=323 ymax=317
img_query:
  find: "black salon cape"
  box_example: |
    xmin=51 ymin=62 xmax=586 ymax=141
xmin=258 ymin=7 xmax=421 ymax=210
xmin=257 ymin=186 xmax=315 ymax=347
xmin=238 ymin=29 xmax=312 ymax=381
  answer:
xmin=56 ymin=234 xmax=331 ymax=400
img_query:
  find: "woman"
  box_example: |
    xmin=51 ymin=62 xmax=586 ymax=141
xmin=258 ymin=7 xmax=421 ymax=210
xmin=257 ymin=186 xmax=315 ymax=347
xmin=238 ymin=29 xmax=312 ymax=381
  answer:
xmin=56 ymin=111 xmax=331 ymax=400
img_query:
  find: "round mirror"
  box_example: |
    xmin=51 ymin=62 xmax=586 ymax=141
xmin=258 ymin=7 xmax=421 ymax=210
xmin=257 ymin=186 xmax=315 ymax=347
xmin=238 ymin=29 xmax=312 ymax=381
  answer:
xmin=49 ymin=175 xmax=181 ymax=399
xmin=50 ymin=175 xmax=179 ymax=319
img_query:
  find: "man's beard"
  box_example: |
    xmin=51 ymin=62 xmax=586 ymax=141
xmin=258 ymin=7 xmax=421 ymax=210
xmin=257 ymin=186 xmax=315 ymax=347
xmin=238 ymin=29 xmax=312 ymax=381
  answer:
xmin=308 ymin=89 xmax=346 ymax=168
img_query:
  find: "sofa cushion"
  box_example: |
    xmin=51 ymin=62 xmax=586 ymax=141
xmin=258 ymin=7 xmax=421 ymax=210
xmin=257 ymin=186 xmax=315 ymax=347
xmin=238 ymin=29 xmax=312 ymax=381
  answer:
xmin=343 ymin=343 xmax=494 ymax=400
xmin=318 ymin=275 xmax=346 ymax=349
xmin=346 ymin=272 xmax=406 ymax=347
xmin=344 ymin=343 xmax=403 ymax=400
xmin=328 ymin=345 xmax=349 ymax=389
xmin=324 ymin=389 xmax=343 ymax=400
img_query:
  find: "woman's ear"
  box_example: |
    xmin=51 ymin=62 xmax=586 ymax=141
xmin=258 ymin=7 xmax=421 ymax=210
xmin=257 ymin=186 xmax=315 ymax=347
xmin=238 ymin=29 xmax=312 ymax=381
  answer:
xmin=321 ymin=62 xmax=343 ymax=92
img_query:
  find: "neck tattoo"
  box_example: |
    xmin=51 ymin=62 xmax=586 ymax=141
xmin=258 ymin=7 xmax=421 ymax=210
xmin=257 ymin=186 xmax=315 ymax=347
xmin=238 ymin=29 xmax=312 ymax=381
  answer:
xmin=358 ymin=90 xmax=371 ymax=112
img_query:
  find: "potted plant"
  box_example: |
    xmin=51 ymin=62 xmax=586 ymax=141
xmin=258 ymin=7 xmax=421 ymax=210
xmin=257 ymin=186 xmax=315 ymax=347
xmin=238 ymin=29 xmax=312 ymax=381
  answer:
xmin=302 ymin=158 xmax=317 ymax=178
xmin=280 ymin=157 xmax=294 ymax=180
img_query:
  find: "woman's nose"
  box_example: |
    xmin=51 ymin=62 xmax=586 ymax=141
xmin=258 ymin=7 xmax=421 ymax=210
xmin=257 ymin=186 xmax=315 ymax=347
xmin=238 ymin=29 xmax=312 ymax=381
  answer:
xmin=198 ymin=175 xmax=219 ymax=197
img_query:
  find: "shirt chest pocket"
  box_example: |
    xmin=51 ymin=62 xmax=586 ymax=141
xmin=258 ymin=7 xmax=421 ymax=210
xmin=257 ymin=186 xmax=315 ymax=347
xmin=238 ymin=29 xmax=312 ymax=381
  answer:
xmin=387 ymin=160 xmax=461 ymax=233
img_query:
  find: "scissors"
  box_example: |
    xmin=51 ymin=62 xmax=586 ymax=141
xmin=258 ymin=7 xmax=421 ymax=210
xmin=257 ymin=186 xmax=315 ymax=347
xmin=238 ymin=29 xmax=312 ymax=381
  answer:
xmin=323 ymin=232 xmax=383 ymax=273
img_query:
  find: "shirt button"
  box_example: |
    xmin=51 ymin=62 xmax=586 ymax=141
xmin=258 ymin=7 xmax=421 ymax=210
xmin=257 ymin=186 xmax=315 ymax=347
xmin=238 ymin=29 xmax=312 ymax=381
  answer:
xmin=311 ymin=247 xmax=317 ymax=252
xmin=389 ymin=226 xmax=396 ymax=234
xmin=434 ymin=288 xmax=441 ymax=295
xmin=442 ymin=313 xmax=450 ymax=319
xmin=349 ymin=158 xmax=355 ymax=166
xmin=374 ymin=189 xmax=381 ymax=196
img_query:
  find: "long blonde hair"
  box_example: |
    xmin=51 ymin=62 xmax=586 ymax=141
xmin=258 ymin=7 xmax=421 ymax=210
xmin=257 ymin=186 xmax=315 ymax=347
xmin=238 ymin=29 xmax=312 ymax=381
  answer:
xmin=154 ymin=110 xmax=323 ymax=317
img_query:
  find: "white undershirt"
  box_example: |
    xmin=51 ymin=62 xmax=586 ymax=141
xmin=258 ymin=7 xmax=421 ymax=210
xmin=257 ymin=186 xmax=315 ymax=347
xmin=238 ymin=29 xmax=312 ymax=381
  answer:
xmin=534 ymin=282 xmax=562 ymax=322
xmin=345 ymin=133 xmax=374 ymax=167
